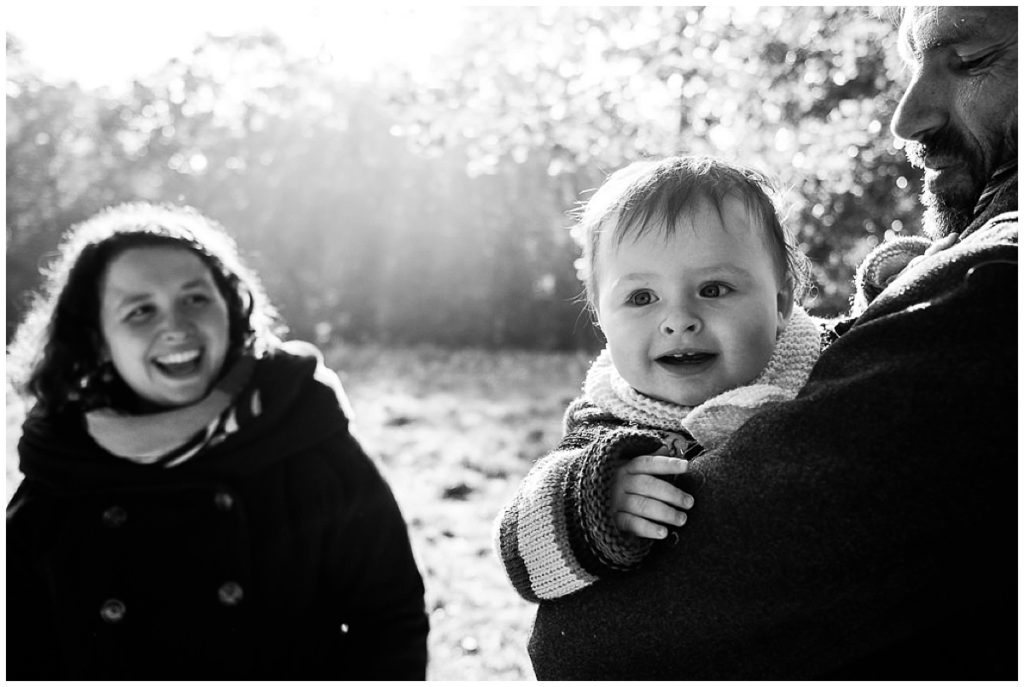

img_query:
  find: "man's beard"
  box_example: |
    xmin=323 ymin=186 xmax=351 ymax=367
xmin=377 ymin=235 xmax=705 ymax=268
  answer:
xmin=919 ymin=191 xmax=974 ymax=240
xmin=905 ymin=119 xmax=1017 ymax=239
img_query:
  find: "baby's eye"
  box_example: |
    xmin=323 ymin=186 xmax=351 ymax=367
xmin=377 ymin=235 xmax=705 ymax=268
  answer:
xmin=699 ymin=283 xmax=733 ymax=298
xmin=627 ymin=290 xmax=657 ymax=307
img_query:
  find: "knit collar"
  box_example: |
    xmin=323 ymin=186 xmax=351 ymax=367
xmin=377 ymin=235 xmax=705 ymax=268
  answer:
xmin=582 ymin=305 xmax=820 ymax=447
xmin=84 ymin=354 xmax=258 ymax=466
xmin=963 ymin=164 xmax=1017 ymax=240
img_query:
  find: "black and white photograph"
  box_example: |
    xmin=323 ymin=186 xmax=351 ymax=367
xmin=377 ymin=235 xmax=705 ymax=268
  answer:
xmin=5 ymin=2 xmax=1018 ymax=681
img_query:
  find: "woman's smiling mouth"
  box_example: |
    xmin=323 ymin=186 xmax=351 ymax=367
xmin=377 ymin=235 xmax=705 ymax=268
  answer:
xmin=152 ymin=349 xmax=203 ymax=377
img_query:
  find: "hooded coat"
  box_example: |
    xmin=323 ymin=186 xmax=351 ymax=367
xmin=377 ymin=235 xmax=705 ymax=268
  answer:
xmin=527 ymin=180 xmax=1018 ymax=680
xmin=7 ymin=342 xmax=429 ymax=680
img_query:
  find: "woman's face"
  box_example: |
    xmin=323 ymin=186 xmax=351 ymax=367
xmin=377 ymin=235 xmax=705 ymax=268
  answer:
xmin=98 ymin=246 xmax=230 ymax=409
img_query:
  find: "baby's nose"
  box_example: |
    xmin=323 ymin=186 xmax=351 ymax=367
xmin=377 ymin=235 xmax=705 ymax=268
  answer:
xmin=661 ymin=310 xmax=701 ymax=335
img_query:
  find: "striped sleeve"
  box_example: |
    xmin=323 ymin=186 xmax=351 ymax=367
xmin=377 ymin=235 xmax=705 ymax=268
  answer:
xmin=494 ymin=412 xmax=664 ymax=602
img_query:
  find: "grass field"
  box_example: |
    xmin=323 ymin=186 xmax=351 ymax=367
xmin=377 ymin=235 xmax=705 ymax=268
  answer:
xmin=6 ymin=344 xmax=594 ymax=680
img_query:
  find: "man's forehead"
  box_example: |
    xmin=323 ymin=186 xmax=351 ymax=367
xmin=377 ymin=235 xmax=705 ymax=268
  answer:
xmin=899 ymin=6 xmax=1017 ymax=59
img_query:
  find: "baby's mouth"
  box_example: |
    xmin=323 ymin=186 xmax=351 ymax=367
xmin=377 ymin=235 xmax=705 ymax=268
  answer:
xmin=656 ymin=351 xmax=716 ymax=366
xmin=153 ymin=349 xmax=202 ymax=378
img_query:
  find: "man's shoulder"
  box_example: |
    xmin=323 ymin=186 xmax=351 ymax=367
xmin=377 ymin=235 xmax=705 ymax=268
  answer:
xmin=963 ymin=210 xmax=1018 ymax=245
xmin=855 ymin=214 xmax=1015 ymax=323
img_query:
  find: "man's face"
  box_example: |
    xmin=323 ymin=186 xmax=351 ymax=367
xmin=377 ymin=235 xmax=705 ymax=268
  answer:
xmin=891 ymin=6 xmax=1018 ymax=237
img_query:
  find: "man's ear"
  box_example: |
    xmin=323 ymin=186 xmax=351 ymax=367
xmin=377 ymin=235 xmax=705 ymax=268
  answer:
xmin=776 ymin=278 xmax=795 ymax=334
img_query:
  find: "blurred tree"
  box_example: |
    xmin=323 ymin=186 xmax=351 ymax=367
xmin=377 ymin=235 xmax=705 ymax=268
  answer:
xmin=6 ymin=31 xmax=592 ymax=349
xmin=6 ymin=35 xmax=119 ymax=336
xmin=7 ymin=7 xmax=928 ymax=351
xmin=383 ymin=5 xmax=925 ymax=315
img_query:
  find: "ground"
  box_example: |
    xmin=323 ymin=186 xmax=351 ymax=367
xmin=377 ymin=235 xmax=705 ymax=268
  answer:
xmin=6 ymin=344 xmax=594 ymax=681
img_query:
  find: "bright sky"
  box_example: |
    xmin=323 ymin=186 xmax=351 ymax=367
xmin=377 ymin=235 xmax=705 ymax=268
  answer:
xmin=5 ymin=0 xmax=466 ymax=89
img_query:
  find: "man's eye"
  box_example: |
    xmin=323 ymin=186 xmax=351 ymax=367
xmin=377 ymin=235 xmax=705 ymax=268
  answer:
xmin=699 ymin=283 xmax=732 ymax=298
xmin=627 ymin=290 xmax=656 ymax=306
xmin=956 ymin=52 xmax=997 ymax=72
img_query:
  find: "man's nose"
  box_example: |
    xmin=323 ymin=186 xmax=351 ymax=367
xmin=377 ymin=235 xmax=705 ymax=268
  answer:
xmin=890 ymin=67 xmax=949 ymax=142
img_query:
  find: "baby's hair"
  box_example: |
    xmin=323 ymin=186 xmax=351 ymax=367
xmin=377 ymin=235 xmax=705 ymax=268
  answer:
xmin=572 ymin=155 xmax=810 ymax=312
xmin=7 ymin=202 xmax=283 ymax=417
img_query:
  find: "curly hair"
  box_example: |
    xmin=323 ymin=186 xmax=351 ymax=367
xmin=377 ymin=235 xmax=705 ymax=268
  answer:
xmin=570 ymin=155 xmax=811 ymax=314
xmin=7 ymin=202 xmax=284 ymax=417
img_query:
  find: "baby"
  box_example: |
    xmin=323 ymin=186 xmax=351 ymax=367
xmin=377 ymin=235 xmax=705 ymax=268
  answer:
xmin=496 ymin=155 xmax=824 ymax=601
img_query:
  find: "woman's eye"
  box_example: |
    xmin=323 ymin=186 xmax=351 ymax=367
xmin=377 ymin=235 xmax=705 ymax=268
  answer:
xmin=699 ymin=283 xmax=732 ymax=298
xmin=184 ymin=293 xmax=211 ymax=308
xmin=627 ymin=290 xmax=656 ymax=306
xmin=124 ymin=305 xmax=154 ymax=323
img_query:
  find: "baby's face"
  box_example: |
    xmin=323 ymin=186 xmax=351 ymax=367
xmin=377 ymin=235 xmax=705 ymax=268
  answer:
xmin=595 ymin=195 xmax=791 ymax=407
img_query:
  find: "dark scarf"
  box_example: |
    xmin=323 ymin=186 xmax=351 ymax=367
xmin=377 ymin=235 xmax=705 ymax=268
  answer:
xmin=965 ymin=160 xmax=1018 ymax=238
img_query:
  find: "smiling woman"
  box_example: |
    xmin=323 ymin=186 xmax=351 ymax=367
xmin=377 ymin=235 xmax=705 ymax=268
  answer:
xmin=6 ymin=1 xmax=465 ymax=89
xmin=6 ymin=202 xmax=429 ymax=679
xmin=98 ymin=246 xmax=231 ymax=411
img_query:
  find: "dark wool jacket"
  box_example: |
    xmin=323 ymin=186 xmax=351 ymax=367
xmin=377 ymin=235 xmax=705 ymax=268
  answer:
xmin=528 ymin=181 xmax=1018 ymax=680
xmin=7 ymin=342 xmax=429 ymax=680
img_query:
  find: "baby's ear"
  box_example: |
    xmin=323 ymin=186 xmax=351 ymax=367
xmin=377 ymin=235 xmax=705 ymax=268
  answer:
xmin=590 ymin=303 xmax=603 ymax=332
xmin=776 ymin=278 xmax=795 ymax=333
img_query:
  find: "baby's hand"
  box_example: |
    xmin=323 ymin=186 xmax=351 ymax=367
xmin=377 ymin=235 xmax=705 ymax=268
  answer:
xmin=611 ymin=450 xmax=694 ymax=539
xmin=908 ymin=232 xmax=959 ymax=270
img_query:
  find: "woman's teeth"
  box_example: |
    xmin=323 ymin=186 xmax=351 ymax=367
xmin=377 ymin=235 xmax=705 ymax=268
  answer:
xmin=155 ymin=350 xmax=201 ymax=365
xmin=153 ymin=349 xmax=202 ymax=376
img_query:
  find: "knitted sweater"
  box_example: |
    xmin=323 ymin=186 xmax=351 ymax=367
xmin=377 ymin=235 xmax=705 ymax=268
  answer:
xmin=495 ymin=306 xmax=823 ymax=602
xmin=528 ymin=174 xmax=1017 ymax=679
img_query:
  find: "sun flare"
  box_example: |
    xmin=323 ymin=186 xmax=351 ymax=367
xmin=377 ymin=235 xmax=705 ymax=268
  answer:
xmin=6 ymin=0 xmax=467 ymax=89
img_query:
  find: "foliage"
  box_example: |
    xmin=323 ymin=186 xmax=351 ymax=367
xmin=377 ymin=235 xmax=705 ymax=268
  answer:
xmin=7 ymin=32 xmax=592 ymax=349
xmin=8 ymin=7 xmax=926 ymax=350
xmin=384 ymin=6 xmax=925 ymax=312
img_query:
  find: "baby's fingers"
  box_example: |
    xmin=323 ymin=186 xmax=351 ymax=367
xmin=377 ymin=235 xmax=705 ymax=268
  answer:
xmin=625 ymin=453 xmax=690 ymax=476
xmin=925 ymin=232 xmax=959 ymax=256
xmin=619 ymin=473 xmax=694 ymax=512
xmin=617 ymin=490 xmax=689 ymax=527
xmin=910 ymin=232 xmax=960 ymax=269
xmin=614 ymin=511 xmax=685 ymax=540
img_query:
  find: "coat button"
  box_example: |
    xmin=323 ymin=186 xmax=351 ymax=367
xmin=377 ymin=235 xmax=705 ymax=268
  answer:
xmin=217 ymin=581 xmax=244 ymax=606
xmin=100 ymin=598 xmax=126 ymax=623
xmin=213 ymin=492 xmax=234 ymax=512
xmin=101 ymin=506 xmax=127 ymax=528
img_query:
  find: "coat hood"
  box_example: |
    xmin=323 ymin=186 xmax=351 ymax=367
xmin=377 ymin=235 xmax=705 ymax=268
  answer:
xmin=16 ymin=341 xmax=351 ymax=491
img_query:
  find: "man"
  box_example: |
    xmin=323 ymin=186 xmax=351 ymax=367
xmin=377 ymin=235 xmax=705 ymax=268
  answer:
xmin=522 ymin=6 xmax=1017 ymax=679
xmin=892 ymin=6 xmax=1017 ymax=237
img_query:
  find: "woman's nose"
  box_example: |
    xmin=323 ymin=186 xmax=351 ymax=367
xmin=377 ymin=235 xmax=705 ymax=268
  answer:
xmin=161 ymin=310 xmax=194 ymax=342
xmin=161 ymin=329 xmax=188 ymax=344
